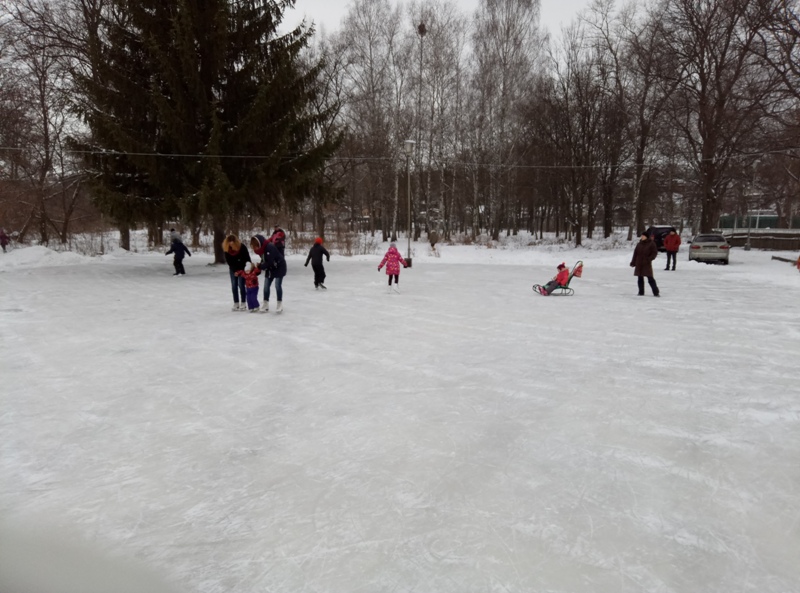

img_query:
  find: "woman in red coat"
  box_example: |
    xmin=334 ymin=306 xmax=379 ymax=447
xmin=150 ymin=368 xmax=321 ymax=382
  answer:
xmin=378 ymin=242 xmax=407 ymax=293
xmin=631 ymin=231 xmax=660 ymax=297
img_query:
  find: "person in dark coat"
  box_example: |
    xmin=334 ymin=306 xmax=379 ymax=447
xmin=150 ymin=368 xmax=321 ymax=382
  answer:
xmin=250 ymin=234 xmax=287 ymax=313
xmin=304 ymin=237 xmax=330 ymax=289
xmin=266 ymin=224 xmax=286 ymax=255
xmin=631 ymin=231 xmax=660 ymax=297
xmin=0 ymin=228 xmax=9 ymax=253
xmin=663 ymin=229 xmax=681 ymax=271
xmin=223 ymin=234 xmax=252 ymax=311
xmin=165 ymin=237 xmax=191 ymax=275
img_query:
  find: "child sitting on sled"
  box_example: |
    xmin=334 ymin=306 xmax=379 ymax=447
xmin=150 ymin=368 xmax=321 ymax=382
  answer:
xmin=538 ymin=262 xmax=570 ymax=295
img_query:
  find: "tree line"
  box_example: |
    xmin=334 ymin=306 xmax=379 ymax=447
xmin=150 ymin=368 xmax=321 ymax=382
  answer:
xmin=1 ymin=0 xmax=799 ymax=255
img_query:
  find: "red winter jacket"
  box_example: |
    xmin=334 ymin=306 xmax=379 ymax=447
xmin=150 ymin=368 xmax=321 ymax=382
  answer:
xmin=378 ymin=246 xmax=407 ymax=275
xmin=663 ymin=233 xmax=682 ymax=252
xmin=235 ymin=267 xmax=261 ymax=288
xmin=555 ymin=268 xmax=570 ymax=286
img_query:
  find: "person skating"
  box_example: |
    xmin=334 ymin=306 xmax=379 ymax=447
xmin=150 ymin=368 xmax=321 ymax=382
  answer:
xmin=250 ymin=234 xmax=287 ymax=313
xmin=223 ymin=234 xmax=252 ymax=311
xmin=0 ymin=228 xmax=8 ymax=253
xmin=631 ymin=230 xmax=660 ymax=297
xmin=235 ymin=262 xmax=261 ymax=312
xmin=165 ymin=236 xmax=191 ymax=275
xmin=378 ymin=242 xmax=407 ymax=293
xmin=663 ymin=229 xmax=681 ymax=271
xmin=304 ymin=237 xmax=330 ymax=289
xmin=537 ymin=262 xmax=570 ymax=295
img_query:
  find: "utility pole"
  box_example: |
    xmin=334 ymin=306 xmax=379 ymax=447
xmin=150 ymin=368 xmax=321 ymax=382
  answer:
xmin=416 ymin=21 xmax=427 ymax=241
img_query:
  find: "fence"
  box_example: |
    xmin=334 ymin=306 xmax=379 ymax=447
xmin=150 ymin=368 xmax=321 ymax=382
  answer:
xmin=722 ymin=230 xmax=800 ymax=251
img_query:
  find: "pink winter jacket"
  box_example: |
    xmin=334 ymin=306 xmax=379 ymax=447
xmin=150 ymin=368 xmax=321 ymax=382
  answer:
xmin=378 ymin=247 xmax=407 ymax=275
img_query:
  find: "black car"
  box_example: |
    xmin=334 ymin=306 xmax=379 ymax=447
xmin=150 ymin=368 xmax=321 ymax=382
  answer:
xmin=645 ymin=225 xmax=677 ymax=252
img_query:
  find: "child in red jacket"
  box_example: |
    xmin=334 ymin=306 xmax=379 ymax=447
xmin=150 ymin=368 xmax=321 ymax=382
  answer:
xmin=538 ymin=262 xmax=570 ymax=295
xmin=235 ymin=262 xmax=261 ymax=312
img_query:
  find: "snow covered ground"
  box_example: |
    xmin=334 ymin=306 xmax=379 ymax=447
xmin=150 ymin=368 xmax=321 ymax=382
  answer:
xmin=1 ymin=241 xmax=799 ymax=593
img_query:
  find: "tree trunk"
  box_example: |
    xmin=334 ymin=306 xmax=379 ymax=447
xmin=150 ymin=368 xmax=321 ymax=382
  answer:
xmin=119 ymin=223 xmax=131 ymax=251
xmin=213 ymin=219 xmax=226 ymax=264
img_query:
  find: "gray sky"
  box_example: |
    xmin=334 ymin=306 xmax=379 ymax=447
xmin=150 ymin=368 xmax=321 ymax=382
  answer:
xmin=285 ymin=0 xmax=593 ymax=37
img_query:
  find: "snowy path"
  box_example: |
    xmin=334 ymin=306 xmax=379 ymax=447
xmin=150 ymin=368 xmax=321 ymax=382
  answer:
xmin=1 ymin=245 xmax=799 ymax=593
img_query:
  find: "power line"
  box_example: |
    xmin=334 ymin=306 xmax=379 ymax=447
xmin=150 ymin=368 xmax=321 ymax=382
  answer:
xmin=1 ymin=145 xmax=799 ymax=170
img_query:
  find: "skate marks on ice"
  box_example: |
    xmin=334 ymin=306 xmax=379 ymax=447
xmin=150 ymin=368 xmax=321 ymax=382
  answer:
xmin=2 ymin=250 xmax=800 ymax=593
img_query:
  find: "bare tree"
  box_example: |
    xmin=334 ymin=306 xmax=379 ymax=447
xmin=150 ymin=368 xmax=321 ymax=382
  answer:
xmin=470 ymin=0 xmax=541 ymax=240
xmin=659 ymin=0 xmax=783 ymax=233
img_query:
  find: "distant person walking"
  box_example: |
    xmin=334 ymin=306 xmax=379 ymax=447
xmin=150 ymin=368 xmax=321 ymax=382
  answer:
xmin=223 ymin=234 xmax=252 ymax=311
xmin=0 ymin=228 xmax=9 ymax=253
xmin=266 ymin=224 xmax=286 ymax=255
xmin=663 ymin=229 xmax=681 ymax=271
xmin=304 ymin=237 xmax=330 ymax=289
xmin=378 ymin=242 xmax=408 ymax=293
xmin=631 ymin=231 xmax=660 ymax=297
xmin=165 ymin=236 xmax=191 ymax=275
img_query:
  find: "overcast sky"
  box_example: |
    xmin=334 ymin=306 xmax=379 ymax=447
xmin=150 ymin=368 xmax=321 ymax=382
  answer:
xmin=284 ymin=0 xmax=593 ymax=38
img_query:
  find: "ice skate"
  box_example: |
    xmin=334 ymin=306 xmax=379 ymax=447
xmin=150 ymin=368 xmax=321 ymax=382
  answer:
xmin=238 ymin=302 xmax=248 ymax=311
xmin=232 ymin=303 xmax=240 ymax=311
xmin=276 ymin=301 xmax=283 ymax=313
xmin=392 ymin=285 xmax=400 ymax=294
xmin=319 ymin=283 xmax=327 ymax=290
xmin=387 ymin=285 xmax=392 ymax=293
xmin=259 ymin=303 xmax=269 ymax=313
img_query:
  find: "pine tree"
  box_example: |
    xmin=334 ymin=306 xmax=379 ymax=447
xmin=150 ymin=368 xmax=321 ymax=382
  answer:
xmin=78 ymin=0 xmax=339 ymax=260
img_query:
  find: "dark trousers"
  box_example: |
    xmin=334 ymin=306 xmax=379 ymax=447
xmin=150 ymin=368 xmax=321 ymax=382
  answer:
xmin=665 ymin=252 xmax=677 ymax=270
xmin=229 ymin=269 xmax=246 ymax=303
xmin=312 ymin=263 xmax=326 ymax=286
xmin=265 ymin=276 xmax=283 ymax=302
xmin=637 ymin=276 xmax=659 ymax=296
xmin=173 ymin=259 xmax=185 ymax=274
xmin=543 ymin=280 xmax=560 ymax=295
xmin=388 ymin=274 xmax=399 ymax=285
xmin=246 ymin=286 xmax=260 ymax=310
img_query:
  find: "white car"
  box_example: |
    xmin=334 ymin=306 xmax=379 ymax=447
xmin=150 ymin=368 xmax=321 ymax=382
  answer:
xmin=688 ymin=234 xmax=730 ymax=265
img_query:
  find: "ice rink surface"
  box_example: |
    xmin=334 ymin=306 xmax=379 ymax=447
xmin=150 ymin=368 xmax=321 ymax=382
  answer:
xmin=1 ymin=242 xmax=799 ymax=593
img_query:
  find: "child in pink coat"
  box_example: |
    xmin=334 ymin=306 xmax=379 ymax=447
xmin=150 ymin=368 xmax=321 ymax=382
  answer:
xmin=378 ymin=242 xmax=408 ymax=292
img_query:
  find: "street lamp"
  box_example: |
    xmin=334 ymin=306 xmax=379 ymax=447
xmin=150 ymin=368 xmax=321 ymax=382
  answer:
xmin=745 ymin=160 xmax=759 ymax=251
xmin=403 ymin=139 xmax=416 ymax=266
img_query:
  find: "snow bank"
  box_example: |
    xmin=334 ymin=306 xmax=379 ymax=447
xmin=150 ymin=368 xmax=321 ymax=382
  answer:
xmin=0 ymin=246 xmax=93 ymax=271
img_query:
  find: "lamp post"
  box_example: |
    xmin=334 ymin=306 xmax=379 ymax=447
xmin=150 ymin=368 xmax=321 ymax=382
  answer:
xmin=403 ymin=140 xmax=416 ymax=265
xmin=416 ymin=21 xmax=426 ymax=241
xmin=745 ymin=160 xmax=759 ymax=251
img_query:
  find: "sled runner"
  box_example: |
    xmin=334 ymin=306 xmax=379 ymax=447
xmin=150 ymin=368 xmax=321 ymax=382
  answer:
xmin=532 ymin=260 xmax=583 ymax=296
